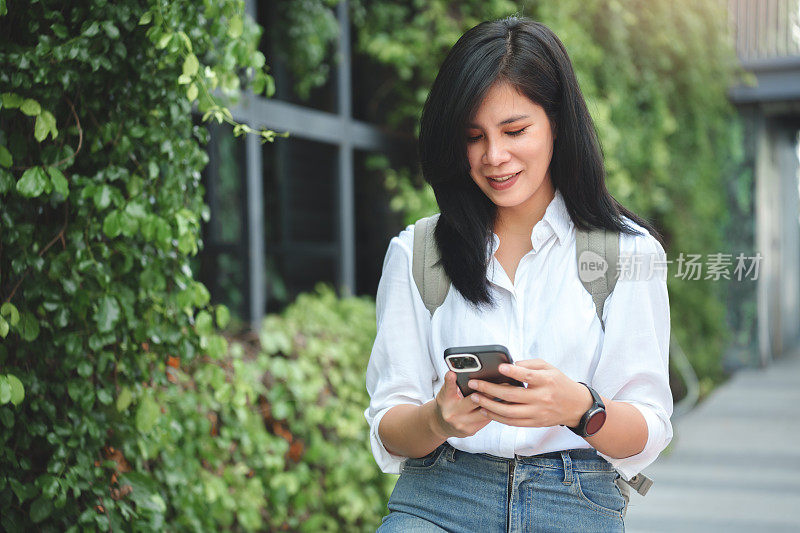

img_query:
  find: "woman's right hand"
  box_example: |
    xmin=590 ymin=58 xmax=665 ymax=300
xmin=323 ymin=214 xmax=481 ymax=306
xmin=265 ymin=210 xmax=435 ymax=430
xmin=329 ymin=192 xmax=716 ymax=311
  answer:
xmin=432 ymin=371 xmax=492 ymax=438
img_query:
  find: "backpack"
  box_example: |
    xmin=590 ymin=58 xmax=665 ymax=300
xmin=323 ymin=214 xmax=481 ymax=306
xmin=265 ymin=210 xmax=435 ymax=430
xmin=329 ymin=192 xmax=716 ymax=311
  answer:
xmin=411 ymin=212 xmax=653 ymax=503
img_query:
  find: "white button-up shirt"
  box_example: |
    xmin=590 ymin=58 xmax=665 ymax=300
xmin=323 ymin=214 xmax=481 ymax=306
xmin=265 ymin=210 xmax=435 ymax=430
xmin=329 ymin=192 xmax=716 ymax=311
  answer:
xmin=363 ymin=189 xmax=673 ymax=481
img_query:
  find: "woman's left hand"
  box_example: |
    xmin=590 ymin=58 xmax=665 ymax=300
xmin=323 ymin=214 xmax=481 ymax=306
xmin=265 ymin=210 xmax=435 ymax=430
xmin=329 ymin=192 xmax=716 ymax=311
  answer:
xmin=467 ymin=358 xmax=592 ymax=428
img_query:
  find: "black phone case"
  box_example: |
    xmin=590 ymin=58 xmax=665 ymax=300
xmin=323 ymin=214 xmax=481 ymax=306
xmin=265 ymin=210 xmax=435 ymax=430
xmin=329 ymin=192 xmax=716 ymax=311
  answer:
xmin=443 ymin=344 xmax=525 ymax=398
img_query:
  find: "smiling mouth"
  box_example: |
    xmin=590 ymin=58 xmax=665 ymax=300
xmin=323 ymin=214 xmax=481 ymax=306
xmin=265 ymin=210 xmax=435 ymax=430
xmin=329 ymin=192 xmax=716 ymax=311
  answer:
xmin=487 ymin=170 xmax=521 ymax=182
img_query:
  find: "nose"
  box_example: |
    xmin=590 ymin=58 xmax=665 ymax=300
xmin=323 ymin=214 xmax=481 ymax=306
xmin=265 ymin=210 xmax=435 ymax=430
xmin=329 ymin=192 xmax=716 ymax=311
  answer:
xmin=481 ymin=136 xmax=511 ymax=167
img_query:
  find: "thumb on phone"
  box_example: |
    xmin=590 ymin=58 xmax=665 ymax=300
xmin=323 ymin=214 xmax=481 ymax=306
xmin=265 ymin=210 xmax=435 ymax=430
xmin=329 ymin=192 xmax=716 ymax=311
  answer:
xmin=445 ymin=370 xmax=463 ymax=399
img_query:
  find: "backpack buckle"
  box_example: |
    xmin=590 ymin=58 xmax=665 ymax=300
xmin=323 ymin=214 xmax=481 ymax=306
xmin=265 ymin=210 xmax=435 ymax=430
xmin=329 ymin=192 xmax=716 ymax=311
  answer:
xmin=621 ymin=473 xmax=653 ymax=496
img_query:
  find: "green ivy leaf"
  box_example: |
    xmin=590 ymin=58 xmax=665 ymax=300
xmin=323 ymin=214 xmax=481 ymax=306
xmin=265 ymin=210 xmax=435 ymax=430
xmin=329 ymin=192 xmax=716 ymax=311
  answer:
xmin=17 ymin=311 xmax=40 ymax=341
xmin=0 ymin=316 xmax=8 ymax=338
xmin=102 ymin=21 xmax=119 ymax=39
xmin=116 ymin=386 xmax=133 ymax=412
xmin=0 ymin=406 xmax=13 ymax=428
xmin=96 ymin=388 xmax=113 ymax=405
xmin=1 ymin=302 xmax=20 ymax=326
xmin=228 ymin=16 xmax=243 ymax=39
xmin=34 ymin=116 xmax=48 ymax=142
xmin=8 ymin=477 xmax=30 ymax=503
xmin=46 ymin=166 xmax=69 ymax=198
xmin=76 ymin=360 xmax=92 ymax=378
xmin=138 ymin=11 xmax=152 ymax=25
xmin=195 ymin=310 xmax=213 ymax=335
xmin=216 ymin=304 xmax=230 ymax=328
xmin=66 ymin=381 xmax=82 ymax=403
xmin=1 ymin=92 xmax=22 ymax=109
xmin=38 ymin=475 xmax=59 ymax=498
xmin=119 ymin=210 xmax=139 ymax=236
xmin=30 ymin=497 xmax=53 ymax=523
xmin=193 ymin=282 xmax=210 ymax=307
xmin=156 ymin=32 xmax=173 ymax=49
xmin=19 ymin=98 xmax=41 ymax=116
xmin=6 ymin=374 xmax=24 ymax=406
xmin=94 ymin=295 xmax=120 ymax=333
xmin=183 ymin=53 xmax=199 ymax=78
xmin=16 ymin=167 xmax=49 ymax=198
xmin=52 ymin=23 xmax=68 ymax=38
xmin=136 ymin=392 xmax=160 ymax=433
xmin=82 ymin=21 xmax=99 ymax=37
xmin=33 ymin=110 xmax=58 ymax=142
xmin=94 ymin=184 xmax=112 ymax=209
xmin=177 ymin=31 xmax=192 ymax=52
xmin=124 ymin=201 xmax=146 ymax=219
xmin=0 ymin=167 xmax=13 ymax=193
xmin=0 ymin=144 xmax=12 ymax=167
xmin=206 ymin=334 xmax=228 ymax=359
xmin=0 ymin=377 xmax=10 ymax=404
xmin=102 ymin=210 xmax=122 ymax=238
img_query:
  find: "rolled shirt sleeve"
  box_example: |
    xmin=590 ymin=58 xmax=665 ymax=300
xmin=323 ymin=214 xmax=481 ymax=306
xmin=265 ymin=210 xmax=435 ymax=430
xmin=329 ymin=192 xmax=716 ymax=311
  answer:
xmin=364 ymin=226 xmax=437 ymax=474
xmin=593 ymin=227 xmax=674 ymax=481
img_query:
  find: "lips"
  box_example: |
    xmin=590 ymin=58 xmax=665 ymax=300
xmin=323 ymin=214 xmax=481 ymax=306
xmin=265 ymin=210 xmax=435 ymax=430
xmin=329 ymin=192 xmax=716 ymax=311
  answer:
xmin=487 ymin=171 xmax=521 ymax=181
xmin=486 ymin=170 xmax=521 ymax=190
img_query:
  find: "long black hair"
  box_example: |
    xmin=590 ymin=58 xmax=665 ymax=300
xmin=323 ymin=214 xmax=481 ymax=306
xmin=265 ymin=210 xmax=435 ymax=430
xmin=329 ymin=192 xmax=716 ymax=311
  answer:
xmin=417 ymin=15 xmax=664 ymax=311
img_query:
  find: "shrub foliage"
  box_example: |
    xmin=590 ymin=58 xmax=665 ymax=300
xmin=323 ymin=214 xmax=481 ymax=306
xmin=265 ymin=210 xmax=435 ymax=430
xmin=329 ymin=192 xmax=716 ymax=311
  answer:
xmin=0 ymin=0 xmax=312 ymax=529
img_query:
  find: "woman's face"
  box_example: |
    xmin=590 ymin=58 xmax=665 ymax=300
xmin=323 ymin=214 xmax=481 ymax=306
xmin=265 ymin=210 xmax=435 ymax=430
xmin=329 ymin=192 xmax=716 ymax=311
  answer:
xmin=465 ymin=81 xmax=555 ymax=217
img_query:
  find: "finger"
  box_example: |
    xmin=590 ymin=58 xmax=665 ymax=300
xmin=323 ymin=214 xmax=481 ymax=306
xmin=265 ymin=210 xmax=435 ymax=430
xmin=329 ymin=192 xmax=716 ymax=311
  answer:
xmin=479 ymin=408 xmax=537 ymax=426
xmin=469 ymin=392 xmax=531 ymax=418
xmin=452 ymin=372 xmax=464 ymax=399
xmin=446 ymin=371 xmax=469 ymax=401
xmin=509 ymin=358 xmax=551 ymax=370
xmin=497 ymin=362 xmax=546 ymax=386
xmin=468 ymin=378 xmax=527 ymax=403
xmin=444 ymin=371 xmax=455 ymax=390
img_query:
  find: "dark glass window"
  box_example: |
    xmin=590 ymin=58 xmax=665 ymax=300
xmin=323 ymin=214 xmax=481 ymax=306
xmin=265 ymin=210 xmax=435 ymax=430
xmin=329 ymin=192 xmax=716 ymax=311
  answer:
xmin=354 ymin=149 xmax=405 ymax=298
xmin=263 ymin=135 xmax=339 ymax=314
xmin=196 ymin=122 xmax=248 ymax=321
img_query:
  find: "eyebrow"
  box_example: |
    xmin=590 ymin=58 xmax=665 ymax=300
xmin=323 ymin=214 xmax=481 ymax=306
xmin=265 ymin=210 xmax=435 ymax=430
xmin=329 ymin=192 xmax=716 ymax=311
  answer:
xmin=467 ymin=114 xmax=530 ymax=128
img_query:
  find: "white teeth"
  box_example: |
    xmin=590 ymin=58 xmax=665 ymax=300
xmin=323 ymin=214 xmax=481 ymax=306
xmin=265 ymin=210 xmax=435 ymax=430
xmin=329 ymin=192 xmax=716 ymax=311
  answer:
xmin=489 ymin=171 xmax=518 ymax=182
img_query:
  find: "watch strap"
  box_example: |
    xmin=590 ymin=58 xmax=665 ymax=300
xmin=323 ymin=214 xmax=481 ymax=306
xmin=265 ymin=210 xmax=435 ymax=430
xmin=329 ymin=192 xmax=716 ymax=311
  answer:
xmin=565 ymin=382 xmax=605 ymax=437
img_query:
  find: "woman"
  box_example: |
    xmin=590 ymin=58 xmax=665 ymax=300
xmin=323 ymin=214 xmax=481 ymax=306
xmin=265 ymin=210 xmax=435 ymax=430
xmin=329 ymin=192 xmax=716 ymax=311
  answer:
xmin=364 ymin=15 xmax=672 ymax=532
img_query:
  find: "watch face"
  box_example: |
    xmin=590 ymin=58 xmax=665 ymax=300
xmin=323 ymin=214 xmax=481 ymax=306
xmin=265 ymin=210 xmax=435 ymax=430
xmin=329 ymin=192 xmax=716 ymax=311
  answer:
xmin=586 ymin=409 xmax=607 ymax=436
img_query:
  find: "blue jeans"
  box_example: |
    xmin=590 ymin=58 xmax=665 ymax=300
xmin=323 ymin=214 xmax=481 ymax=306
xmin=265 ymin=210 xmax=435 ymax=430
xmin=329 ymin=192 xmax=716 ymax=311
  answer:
xmin=377 ymin=441 xmax=627 ymax=532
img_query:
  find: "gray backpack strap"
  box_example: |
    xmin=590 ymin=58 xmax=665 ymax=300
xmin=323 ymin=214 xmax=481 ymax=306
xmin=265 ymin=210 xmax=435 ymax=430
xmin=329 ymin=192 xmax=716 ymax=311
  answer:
xmin=411 ymin=213 xmax=449 ymax=316
xmin=575 ymin=227 xmax=620 ymax=331
xmin=576 ymin=227 xmax=654 ymax=497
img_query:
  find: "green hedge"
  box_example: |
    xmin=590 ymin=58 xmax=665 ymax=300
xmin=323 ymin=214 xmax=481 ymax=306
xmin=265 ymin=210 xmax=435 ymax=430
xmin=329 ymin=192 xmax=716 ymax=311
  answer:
xmin=0 ymin=0 xmax=291 ymax=529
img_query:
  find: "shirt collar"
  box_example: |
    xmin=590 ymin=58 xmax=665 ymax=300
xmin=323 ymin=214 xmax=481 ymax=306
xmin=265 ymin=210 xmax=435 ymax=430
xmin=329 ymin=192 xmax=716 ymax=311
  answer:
xmin=487 ymin=188 xmax=573 ymax=257
xmin=542 ymin=188 xmax=573 ymax=245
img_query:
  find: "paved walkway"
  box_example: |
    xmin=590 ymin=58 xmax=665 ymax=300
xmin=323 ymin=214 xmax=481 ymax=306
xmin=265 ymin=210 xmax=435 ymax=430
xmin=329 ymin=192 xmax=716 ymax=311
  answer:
xmin=624 ymin=347 xmax=800 ymax=532
xmin=625 ymin=352 xmax=800 ymax=533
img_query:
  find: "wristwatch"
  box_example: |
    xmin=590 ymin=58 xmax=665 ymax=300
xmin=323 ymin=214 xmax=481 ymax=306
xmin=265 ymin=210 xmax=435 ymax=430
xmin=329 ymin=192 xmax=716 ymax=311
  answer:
xmin=562 ymin=382 xmax=606 ymax=437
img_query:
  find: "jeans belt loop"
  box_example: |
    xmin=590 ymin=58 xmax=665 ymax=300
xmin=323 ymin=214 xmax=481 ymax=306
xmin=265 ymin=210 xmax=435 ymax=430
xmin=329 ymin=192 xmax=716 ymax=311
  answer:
xmin=444 ymin=443 xmax=456 ymax=462
xmin=560 ymin=450 xmax=573 ymax=485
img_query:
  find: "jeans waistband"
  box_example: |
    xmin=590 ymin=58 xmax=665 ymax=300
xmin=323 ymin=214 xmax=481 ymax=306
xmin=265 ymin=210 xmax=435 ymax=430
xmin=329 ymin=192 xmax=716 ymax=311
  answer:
xmin=458 ymin=443 xmax=616 ymax=472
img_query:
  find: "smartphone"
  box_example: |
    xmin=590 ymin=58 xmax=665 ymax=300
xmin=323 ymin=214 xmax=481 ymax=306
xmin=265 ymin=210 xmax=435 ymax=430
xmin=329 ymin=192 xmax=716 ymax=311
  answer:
xmin=443 ymin=344 xmax=525 ymax=401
